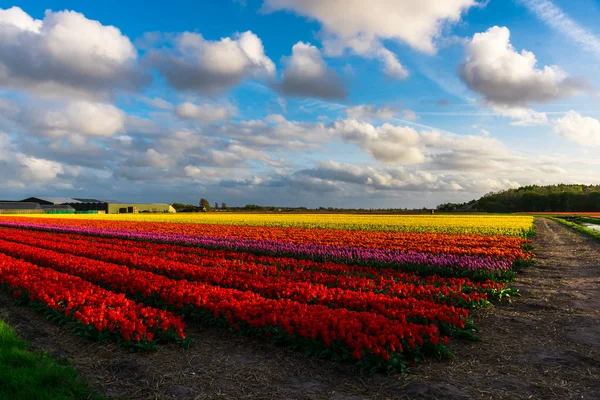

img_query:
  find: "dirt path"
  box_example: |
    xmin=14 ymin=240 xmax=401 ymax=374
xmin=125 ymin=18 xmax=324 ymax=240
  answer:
xmin=1 ymin=218 xmax=599 ymax=399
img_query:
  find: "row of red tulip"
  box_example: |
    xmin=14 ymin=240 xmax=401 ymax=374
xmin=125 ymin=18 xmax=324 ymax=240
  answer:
xmin=0 ymin=238 xmax=451 ymax=368
xmin=58 ymin=227 xmax=505 ymax=289
xmin=0 ymin=252 xmax=186 ymax=344
xmin=0 ymin=227 xmax=496 ymax=308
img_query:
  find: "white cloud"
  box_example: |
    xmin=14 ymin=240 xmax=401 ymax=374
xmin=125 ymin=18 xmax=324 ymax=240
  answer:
xmin=20 ymin=156 xmax=65 ymax=182
xmin=217 ymin=114 xmax=329 ymax=150
xmin=332 ymin=119 xmax=517 ymax=168
xmin=333 ymin=119 xmax=426 ymax=164
xmin=263 ymin=0 xmax=477 ymax=78
xmin=184 ymin=165 xmax=230 ymax=180
xmin=140 ymin=148 xmax=173 ymax=168
xmin=140 ymin=97 xmax=174 ymax=110
xmin=29 ymin=101 xmax=125 ymax=137
xmin=345 ymin=105 xmax=419 ymax=122
xmin=490 ymin=105 xmax=549 ymax=126
xmin=540 ymin=165 xmax=566 ymax=174
xmin=0 ymin=133 xmax=69 ymax=188
xmin=401 ymin=110 xmax=419 ymax=122
xmin=0 ymin=6 xmax=42 ymax=32
xmin=346 ymin=105 xmax=397 ymax=120
xmin=291 ymin=160 xmax=462 ymax=192
xmin=276 ymin=42 xmax=347 ymax=99
xmin=459 ymin=26 xmax=583 ymax=107
xmin=175 ymin=102 xmax=237 ymax=122
xmin=149 ymin=31 xmax=275 ymax=94
xmin=0 ymin=7 xmax=144 ymax=98
xmin=554 ymin=111 xmax=600 ymax=146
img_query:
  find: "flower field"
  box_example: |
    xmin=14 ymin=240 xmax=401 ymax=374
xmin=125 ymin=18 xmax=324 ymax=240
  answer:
xmin=0 ymin=214 xmax=533 ymax=373
xmin=8 ymin=213 xmax=535 ymax=236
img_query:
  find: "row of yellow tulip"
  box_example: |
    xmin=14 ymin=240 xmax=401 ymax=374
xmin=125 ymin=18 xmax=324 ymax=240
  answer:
xmin=16 ymin=213 xmax=535 ymax=236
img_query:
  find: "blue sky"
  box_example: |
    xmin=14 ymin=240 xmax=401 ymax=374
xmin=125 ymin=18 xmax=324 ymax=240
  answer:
xmin=1 ymin=0 xmax=599 ymax=207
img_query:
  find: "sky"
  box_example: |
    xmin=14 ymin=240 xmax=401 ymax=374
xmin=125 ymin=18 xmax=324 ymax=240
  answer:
xmin=1 ymin=0 xmax=600 ymax=208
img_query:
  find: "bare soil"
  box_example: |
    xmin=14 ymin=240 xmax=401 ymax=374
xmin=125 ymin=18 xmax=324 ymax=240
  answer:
xmin=1 ymin=218 xmax=599 ymax=399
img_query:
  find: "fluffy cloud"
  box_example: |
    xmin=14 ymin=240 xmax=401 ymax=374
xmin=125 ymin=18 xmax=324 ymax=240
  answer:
xmin=148 ymin=31 xmax=275 ymax=94
xmin=554 ymin=111 xmax=600 ymax=146
xmin=490 ymin=105 xmax=549 ymax=126
xmin=345 ymin=105 xmax=419 ymax=122
xmin=346 ymin=105 xmax=397 ymax=120
xmin=28 ymin=101 xmax=125 ymax=137
xmin=276 ymin=42 xmax=347 ymax=99
xmin=0 ymin=133 xmax=71 ymax=188
xmin=331 ymin=119 xmax=518 ymax=169
xmin=293 ymin=161 xmax=462 ymax=192
xmin=0 ymin=7 xmax=144 ymax=98
xmin=459 ymin=26 xmax=582 ymax=107
xmin=175 ymin=102 xmax=237 ymax=122
xmin=217 ymin=114 xmax=329 ymax=150
xmin=263 ymin=0 xmax=477 ymax=78
xmin=136 ymin=149 xmax=173 ymax=168
xmin=333 ymin=119 xmax=426 ymax=164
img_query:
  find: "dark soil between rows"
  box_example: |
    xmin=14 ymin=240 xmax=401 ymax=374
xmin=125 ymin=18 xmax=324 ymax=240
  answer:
xmin=1 ymin=218 xmax=598 ymax=399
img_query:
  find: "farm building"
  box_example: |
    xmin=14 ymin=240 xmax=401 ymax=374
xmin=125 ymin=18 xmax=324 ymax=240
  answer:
xmin=40 ymin=204 xmax=76 ymax=214
xmin=0 ymin=202 xmax=44 ymax=214
xmin=20 ymin=197 xmax=176 ymax=214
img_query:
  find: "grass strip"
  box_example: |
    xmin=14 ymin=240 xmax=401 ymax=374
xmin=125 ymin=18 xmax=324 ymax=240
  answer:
xmin=0 ymin=318 xmax=98 ymax=400
xmin=547 ymin=217 xmax=600 ymax=241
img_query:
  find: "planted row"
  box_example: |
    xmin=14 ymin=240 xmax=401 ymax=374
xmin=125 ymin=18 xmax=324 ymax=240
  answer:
xmin=0 ymin=238 xmax=473 ymax=329
xmin=0 ymin=216 xmax=532 ymax=257
xmin=0 ymin=239 xmax=452 ymax=371
xmin=0 ymin=221 xmax=517 ymax=280
xmin=0 ymin=227 xmax=497 ymax=308
xmin=0 ymin=253 xmax=186 ymax=346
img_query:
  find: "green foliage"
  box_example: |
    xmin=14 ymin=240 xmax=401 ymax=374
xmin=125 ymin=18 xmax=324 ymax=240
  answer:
xmin=0 ymin=319 xmax=97 ymax=400
xmin=439 ymin=184 xmax=600 ymax=213
xmin=199 ymin=198 xmax=211 ymax=210
xmin=550 ymin=217 xmax=600 ymax=241
xmin=171 ymin=202 xmax=197 ymax=210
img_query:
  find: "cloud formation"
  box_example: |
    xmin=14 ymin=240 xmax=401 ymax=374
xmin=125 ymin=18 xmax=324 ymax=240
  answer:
xmin=148 ymin=31 xmax=275 ymax=94
xmin=332 ymin=119 xmax=516 ymax=168
xmin=0 ymin=133 xmax=72 ymax=188
xmin=345 ymin=105 xmax=397 ymax=120
xmin=0 ymin=7 xmax=145 ymax=98
xmin=175 ymin=102 xmax=237 ymax=122
xmin=333 ymin=119 xmax=426 ymax=164
xmin=459 ymin=26 xmax=582 ymax=107
xmin=27 ymin=101 xmax=126 ymax=138
xmin=276 ymin=42 xmax=347 ymax=99
xmin=490 ymin=105 xmax=549 ymax=126
xmin=263 ymin=0 xmax=478 ymax=78
xmin=554 ymin=111 xmax=600 ymax=146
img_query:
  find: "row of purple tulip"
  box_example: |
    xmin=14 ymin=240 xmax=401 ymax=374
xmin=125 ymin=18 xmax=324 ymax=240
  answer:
xmin=0 ymin=220 xmax=514 ymax=277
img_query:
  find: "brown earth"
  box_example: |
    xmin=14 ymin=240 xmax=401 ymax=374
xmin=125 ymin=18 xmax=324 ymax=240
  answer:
xmin=1 ymin=218 xmax=599 ymax=399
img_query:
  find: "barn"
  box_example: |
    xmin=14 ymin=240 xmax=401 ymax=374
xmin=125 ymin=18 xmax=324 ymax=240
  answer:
xmin=20 ymin=197 xmax=175 ymax=214
xmin=0 ymin=202 xmax=44 ymax=214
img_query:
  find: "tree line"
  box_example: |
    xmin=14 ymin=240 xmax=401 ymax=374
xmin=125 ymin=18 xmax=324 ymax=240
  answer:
xmin=438 ymin=184 xmax=600 ymax=213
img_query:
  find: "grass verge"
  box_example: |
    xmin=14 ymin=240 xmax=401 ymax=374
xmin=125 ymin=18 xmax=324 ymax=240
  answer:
xmin=0 ymin=318 xmax=97 ymax=400
xmin=548 ymin=217 xmax=600 ymax=241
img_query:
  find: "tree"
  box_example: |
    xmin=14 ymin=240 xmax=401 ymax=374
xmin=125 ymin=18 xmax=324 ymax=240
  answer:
xmin=172 ymin=202 xmax=196 ymax=210
xmin=199 ymin=198 xmax=211 ymax=211
xmin=214 ymin=202 xmax=218 ymax=209
xmin=221 ymin=202 xmax=227 ymax=209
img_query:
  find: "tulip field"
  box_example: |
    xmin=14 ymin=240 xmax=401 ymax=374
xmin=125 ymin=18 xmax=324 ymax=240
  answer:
xmin=0 ymin=214 xmax=534 ymax=373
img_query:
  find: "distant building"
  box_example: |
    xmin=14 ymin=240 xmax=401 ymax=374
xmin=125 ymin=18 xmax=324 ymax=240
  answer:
xmin=40 ymin=204 xmax=76 ymax=214
xmin=0 ymin=202 xmax=44 ymax=214
xmin=20 ymin=197 xmax=176 ymax=214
